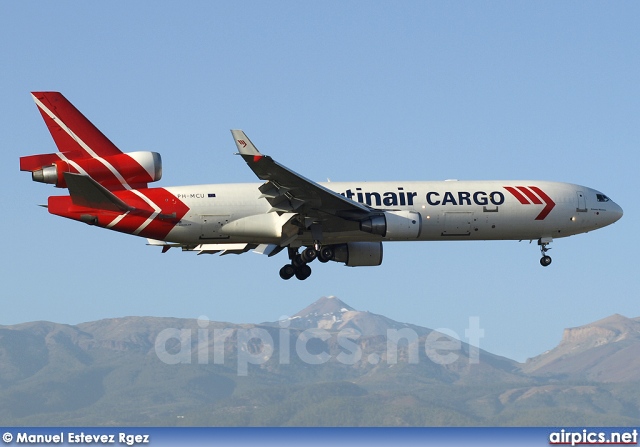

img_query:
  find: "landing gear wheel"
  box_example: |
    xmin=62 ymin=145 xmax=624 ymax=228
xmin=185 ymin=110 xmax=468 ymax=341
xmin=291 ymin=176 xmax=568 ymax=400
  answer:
xmin=301 ymin=247 xmax=318 ymax=263
xmin=279 ymin=264 xmax=296 ymax=280
xmin=295 ymin=264 xmax=312 ymax=280
xmin=540 ymin=256 xmax=552 ymax=267
xmin=282 ymin=247 xmax=314 ymax=280
xmin=292 ymin=254 xmax=305 ymax=268
xmin=318 ymin=246 xmax=334 ymax=263
xmin=537 ymin=238 xmax=553 ymax=267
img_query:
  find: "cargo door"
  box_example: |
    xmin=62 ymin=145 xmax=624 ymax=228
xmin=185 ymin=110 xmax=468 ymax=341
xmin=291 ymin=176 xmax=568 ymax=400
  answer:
xmin=442 ymin=212 xmax=473 ymax=236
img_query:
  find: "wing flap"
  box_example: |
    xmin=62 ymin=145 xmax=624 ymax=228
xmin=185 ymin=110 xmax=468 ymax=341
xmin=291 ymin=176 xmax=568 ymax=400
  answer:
xmin=147 ymin=240 xmax=279 ymax=257
xmin=194 ymin=243 xmax=257 ymax=255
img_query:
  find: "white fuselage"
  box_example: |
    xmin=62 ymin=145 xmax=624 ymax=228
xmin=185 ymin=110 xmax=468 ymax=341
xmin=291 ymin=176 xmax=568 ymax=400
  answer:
xmin=161 ymin=180 xmax=622 ymax=247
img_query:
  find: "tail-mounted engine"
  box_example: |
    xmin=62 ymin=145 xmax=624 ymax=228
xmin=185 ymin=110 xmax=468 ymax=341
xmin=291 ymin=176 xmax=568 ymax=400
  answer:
xmin=20 ymin=151 xmax=162 ymax=189
xmin=360 ymin=210 xmax=422 ymax=240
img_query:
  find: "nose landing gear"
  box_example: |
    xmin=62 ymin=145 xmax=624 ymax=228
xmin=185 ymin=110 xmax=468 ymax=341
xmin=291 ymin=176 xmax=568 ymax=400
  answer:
xmin=538 ymin=238 xmax=552 ymax=267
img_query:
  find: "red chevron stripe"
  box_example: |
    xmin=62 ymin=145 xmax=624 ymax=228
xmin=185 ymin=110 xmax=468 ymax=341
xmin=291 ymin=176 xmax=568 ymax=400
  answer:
xmin=528 ymin=186 xmax=556 ymax=220
xmin=137 ymin=188 xmax=190 ymax=239
xmin=504 ymin=185 xmax=556 ymax=220
xmin=48 ymin=188 xmax=189 ymax=240
xmin=504 ymin=186 xmax=530 ymax=204
xmin=107 ymin=188 xmax=189 ymax=238
xmin=516 ymin=186 xmax=543 ymax=205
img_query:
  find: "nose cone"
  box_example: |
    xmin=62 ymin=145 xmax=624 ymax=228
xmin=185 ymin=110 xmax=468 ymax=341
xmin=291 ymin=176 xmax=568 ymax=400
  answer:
xmin=610 ymin=201 xmax=624 ymax=223
xmin=591 ymin=189 xmax=623 ymax=227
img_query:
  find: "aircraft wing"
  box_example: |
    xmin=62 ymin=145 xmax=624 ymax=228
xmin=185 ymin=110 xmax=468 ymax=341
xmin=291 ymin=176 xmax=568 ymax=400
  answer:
xmin=231 ymin=130 xmax=372 ymax=222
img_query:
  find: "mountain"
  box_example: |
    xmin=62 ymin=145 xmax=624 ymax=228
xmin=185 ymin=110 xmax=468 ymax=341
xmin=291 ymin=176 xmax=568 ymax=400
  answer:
xmin=270 ymin=295 xmax=431 ymax=336
xmin=261 ymin=295 xmax=522 ymax=388
xmin=521 ymin=314 xmax=640 ymax=382
xmin=0 ymin=297 xmax=638 ymax=426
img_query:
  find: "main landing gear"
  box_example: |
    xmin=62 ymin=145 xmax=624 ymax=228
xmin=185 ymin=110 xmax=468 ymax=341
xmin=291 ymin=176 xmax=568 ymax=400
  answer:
xmin=538 ymin=238 xmax=552 ymax=267
xmin=279 ymin=246 xmax=334 ymax=280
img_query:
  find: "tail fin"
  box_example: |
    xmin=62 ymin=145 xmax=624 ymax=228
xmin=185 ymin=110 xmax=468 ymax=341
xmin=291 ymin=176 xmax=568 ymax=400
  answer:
xmin=20 ymin=92 xmax=162 ymax=190
xmin=32 ymin=92 xmax=122 ymax=159
xmin=20 ymin=93 xmax=122 ymax=173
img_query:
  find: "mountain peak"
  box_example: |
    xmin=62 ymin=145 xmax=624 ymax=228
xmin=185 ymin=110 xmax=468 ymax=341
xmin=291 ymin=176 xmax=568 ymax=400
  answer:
xmin=292 ymin=296 xmax=355 ymax=319
xmin=274 ymin=296 xmax=431 ymax=337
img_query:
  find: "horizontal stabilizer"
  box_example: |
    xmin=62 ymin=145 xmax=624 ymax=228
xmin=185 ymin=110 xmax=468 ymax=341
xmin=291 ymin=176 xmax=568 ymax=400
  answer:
xmin=64 ymin=172 xmax=131 ymax=212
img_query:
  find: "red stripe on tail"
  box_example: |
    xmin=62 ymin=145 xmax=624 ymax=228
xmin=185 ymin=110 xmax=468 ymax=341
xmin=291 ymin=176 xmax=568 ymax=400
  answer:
xmin=32 ymin=92 xmax=122 ymax=158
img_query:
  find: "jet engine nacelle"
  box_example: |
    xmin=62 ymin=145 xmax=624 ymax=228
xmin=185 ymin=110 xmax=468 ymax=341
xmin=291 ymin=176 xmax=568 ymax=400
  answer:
xmin=24 ymin=151 xmax=162 ymax=189
xmin=332 ymin=241 xmax=383 ymax=267
xmin=360 ymin=210 xmax=422 ymax=240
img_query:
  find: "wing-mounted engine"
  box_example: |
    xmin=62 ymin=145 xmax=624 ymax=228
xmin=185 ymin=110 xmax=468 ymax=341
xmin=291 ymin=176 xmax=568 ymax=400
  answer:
xmin=20 ymin=150 xmax=162 ymax=190
xmin=360 ymin=210 xmax=422 ymax=240
xmin=332 ymin=241 xmax=383 ymax=266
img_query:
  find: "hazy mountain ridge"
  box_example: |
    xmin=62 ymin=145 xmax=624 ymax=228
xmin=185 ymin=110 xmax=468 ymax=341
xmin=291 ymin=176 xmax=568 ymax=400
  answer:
xmin=521 ymin=313 xmax=640 ymax=382
xmin=0 ymin=296 xmax=638 ymax=426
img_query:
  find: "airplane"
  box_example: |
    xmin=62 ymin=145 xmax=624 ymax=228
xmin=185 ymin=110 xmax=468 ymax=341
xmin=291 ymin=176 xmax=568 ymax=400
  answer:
xmin=20 ymin=92 xmax=623 ymax=280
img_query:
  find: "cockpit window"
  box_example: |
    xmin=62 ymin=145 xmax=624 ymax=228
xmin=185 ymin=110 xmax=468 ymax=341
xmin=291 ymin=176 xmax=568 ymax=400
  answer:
xmin=596 ymin=194 xmax=610 ymax=202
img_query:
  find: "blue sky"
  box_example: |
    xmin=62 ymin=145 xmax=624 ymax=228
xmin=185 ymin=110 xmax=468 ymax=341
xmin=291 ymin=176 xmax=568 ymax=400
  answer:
xmin=1 ymin=1 xmax=637 ymax=362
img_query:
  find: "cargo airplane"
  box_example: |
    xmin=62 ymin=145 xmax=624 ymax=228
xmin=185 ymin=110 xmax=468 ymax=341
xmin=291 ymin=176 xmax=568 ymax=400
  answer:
xmin=20 ymin=92 xmax=623 ymax=280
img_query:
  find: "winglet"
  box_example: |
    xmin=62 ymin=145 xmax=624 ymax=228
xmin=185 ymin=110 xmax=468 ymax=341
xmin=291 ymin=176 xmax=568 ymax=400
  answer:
xmin=231 ymin=130 xmax=262 ymax=158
